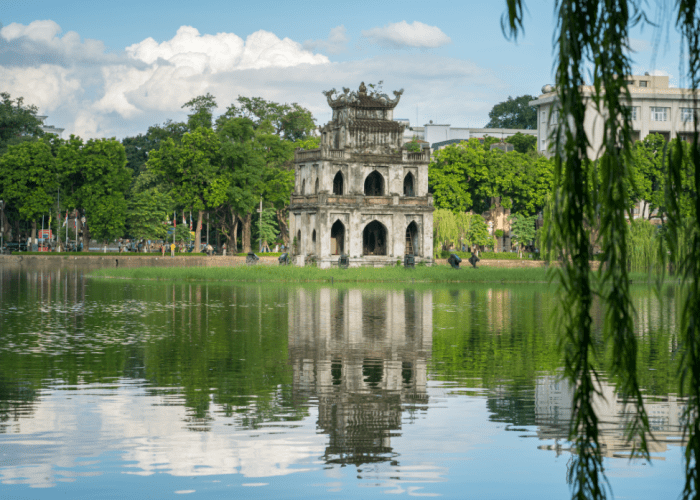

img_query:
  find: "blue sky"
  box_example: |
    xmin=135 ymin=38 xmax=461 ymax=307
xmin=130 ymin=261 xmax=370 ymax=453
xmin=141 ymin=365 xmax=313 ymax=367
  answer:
xmin=0 ymin=0 xmax=684 ymax=139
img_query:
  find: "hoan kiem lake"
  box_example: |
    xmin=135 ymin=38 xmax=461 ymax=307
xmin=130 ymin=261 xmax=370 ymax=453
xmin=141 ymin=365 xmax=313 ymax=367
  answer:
xmin=0 ymin=263 xmax=687 ymax=498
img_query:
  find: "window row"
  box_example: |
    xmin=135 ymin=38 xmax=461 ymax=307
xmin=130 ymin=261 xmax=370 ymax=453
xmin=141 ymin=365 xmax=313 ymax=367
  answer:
xmin=543 ymin=106 xmax=698 ymax=123
xmin=300 ymin=171 xmax=416 ymax=197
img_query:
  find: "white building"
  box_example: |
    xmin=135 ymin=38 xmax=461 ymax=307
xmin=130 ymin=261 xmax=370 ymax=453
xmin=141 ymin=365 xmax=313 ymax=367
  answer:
xmin=37 ymin=115 xmax=64 ymax=137
xmin=530 ymin=74 xmax=698 ymax=158
xmin=401 ymin=121 xmax=536 ymax=150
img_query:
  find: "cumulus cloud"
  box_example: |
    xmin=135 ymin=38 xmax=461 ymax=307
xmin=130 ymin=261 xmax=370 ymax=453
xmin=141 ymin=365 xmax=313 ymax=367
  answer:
xmin=0 ymin=20 xmax=505 ymax=139
xmin=361 ymin=21 xmax=451 ymax=49
xmin=303 ymin=25 xmax=348 ymax=55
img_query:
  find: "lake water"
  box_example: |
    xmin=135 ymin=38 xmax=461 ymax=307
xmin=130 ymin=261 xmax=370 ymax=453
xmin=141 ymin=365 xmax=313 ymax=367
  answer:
xmin=0 ymin=266 xmax=686 ymax=499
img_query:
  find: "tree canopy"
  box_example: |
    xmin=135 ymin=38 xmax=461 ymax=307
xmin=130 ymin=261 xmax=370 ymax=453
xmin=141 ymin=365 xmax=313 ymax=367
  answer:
xmin=484 ymin=95 xmax=537 ymax=129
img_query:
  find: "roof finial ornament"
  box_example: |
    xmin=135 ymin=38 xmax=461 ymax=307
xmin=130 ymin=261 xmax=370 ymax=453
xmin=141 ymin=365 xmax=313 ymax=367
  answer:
xmin=359 ymin=82 xmax=367 ymax=95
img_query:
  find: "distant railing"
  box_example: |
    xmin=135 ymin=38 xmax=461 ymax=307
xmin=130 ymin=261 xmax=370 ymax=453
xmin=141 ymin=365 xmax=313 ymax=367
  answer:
xmin=405 ymin=150 xmax=431 ymax=162
xmin=291 ymin=194 xmax=431 ymax=206
xmin=294 ymin=148 xmax=345 ymax=162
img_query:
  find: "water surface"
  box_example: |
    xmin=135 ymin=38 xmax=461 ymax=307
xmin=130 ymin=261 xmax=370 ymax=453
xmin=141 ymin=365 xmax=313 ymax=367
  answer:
xmin=0 ymin=266 xmax=685 ymax=498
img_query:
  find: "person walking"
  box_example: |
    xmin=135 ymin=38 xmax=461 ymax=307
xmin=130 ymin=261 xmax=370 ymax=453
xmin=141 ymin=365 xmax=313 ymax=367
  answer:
xmin=170 ymin=242 xmax=175 ymax=257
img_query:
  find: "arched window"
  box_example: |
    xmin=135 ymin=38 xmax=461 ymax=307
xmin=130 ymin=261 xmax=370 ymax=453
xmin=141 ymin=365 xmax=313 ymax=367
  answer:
xmin=314 ymin=177 xmax=319 ymax=194
xmin=296 ymin=229 xmax=301 ymax=254
xmin=301 ymin=179 xmax=306 ymax=195
xmin=312 ymin=229 xmax=316 ymax=244
xmin=333 ymin=171 xmax=344 ymax=195
xmin=406 ymin=221 xmax=419 ymax=255
xmin=364 ymin=171 xmax=384 ymax=196
xmin=363 ymin=220 xmax=387 ymax=255
xmin=403 ymin=172 xmax=415 ymax=197
xmin=331 ymin=220 xmax=345 ymax=255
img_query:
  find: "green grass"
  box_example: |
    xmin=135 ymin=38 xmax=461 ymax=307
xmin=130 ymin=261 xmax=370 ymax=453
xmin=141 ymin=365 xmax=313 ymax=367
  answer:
xmin=89 ymin=264 xmax=555 ymax=284
xmin=88 ymin=263 xmax=671 ymax=285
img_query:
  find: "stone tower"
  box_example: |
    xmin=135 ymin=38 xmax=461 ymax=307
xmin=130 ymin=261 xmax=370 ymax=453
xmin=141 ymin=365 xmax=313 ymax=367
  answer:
xmin=289 ymin=82 xmax=434 ymax=268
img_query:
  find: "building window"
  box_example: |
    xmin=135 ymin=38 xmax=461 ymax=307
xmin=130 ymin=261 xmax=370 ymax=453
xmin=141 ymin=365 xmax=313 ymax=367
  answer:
xmin=682 ymin=108 xmax=695 ymax=122
xmin=651 ymin=107 xmax=668 ymax=121
xmin=541 ymin=110 xmax=546 ymax=123
xmin=551 ymin=110 xmax=559 ymax=124
xmin=540 ymin=138 xmax=546 ymax=151
xmin=627 ymin=106 xmax=640 ymax=120
xmin=625 ymin=80 xmax=635 ymax=85
xmin=640 ymin=80 xmax=648 ymax=87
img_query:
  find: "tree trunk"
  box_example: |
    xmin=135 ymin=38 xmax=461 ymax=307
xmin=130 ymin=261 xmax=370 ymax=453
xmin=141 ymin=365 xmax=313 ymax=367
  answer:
xmin=195 ymin=210 xmax=203 ymax=252
xmin=241 ymin=213 xmax=252 ymax=253
xmin=82 ymin=220 xmax=90 ymax=251
xmin=31 ymin=220 xmax=37 ymax=249
xmin=230 ymin=208 xmax=239 ymax=253
xmin=276 ymin=207 xmax=289 ymax=246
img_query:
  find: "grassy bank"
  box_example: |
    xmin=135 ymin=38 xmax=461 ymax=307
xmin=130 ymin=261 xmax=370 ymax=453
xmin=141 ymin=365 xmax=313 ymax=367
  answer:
xmin=89 ymin=264 xmax=665 ymax=284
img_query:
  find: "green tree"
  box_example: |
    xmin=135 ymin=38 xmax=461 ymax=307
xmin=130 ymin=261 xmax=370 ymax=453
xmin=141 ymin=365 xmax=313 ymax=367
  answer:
xmin=0 ymin=92 xmax=44 ymax=155
xmin=147 ymin=127 xmax=227 ymax=252
xmin=484 ymin=95 xmax=537 ymax=129
xmin=253 ymin=207 xmax=279 ymax=250
xmin=58 ymin=137 xmax=131 ymax=245
xmin=0 ymin=139 xmax=58 ymax=245
xmin=429 ymin=139 xmax=489 ymax=212
xmin=508 ymin=213 xmax=537 ymax=256
xmin=127 ymin=188 xmax=172 ymax=241
xmin=502 ymin=3 xmax=700 ymax=499
xmin=505 ymin=132 xmax=537 ymax=153
xmin=217 ymin=96 xmax=315 ymax=140
xmin=182 ymin=93 xmax=218 ymax=130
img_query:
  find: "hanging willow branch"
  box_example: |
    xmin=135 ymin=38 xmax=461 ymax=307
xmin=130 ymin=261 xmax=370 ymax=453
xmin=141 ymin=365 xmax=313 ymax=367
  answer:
xmin=504 ymin=1 xmax=658 ymax=499
xmin=673 ymin=4 xmax=700 ymax=499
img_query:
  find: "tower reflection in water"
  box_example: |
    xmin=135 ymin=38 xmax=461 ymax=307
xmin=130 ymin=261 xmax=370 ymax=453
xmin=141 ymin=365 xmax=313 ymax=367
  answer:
xmin=288 ymin=287 xmax=432 ymax=466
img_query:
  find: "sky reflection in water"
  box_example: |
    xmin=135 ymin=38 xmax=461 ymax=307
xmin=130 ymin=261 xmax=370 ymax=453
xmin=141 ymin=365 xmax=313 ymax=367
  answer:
xmin=0 ymin=265 xmax=686 ymax=498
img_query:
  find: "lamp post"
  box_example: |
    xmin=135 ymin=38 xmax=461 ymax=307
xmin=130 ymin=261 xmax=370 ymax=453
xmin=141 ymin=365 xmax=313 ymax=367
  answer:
xmin=0 ymin=199 xmax=4 ymax=253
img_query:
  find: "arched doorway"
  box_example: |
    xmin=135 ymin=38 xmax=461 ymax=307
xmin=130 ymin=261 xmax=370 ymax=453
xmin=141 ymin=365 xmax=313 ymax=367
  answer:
xmin=403 ymin=172 xmax=415 ymax=196
xmin=405 ymin=221 xmax=419 ymax=255
xmin=311 ymin=229 xmax=317 ymax=254
xmin=333 ymin=171 xmax=344 ymax=195
xmin=364 ymin=171 xmax=384 ymax=196
xmin=314 ymin=177 xmax=319 ymax=194
xmin=363 ymin=221 xmax=387 ymax=255
xmin=331 ymin=220 xmax=345 ymax=255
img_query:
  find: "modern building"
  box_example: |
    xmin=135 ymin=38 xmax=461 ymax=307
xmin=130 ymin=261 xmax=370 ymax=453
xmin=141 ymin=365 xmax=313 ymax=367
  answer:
xmin=36 ymin=115 xmax=64 ymax=137
xmin=289 ymin=82 xmax=434 ymax=268
xmin=530 ymin=74 xmax=698 ymax=159
xmin=402 ymin=121 xmax=536 ymax=151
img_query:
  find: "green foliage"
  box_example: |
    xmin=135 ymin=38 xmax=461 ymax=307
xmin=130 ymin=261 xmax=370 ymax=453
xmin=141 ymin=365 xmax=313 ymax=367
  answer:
xmin=217 ymin=96 xmax=315 ymax=140
xmin=429 ymin=139 xmax=554 ymax=215
xmin=58 ymin=136 xmax=131 ymax=242
xmin=505 ymin=2 xmax=661 ymax=499
xmin=147 ymin=127 xmax=227 ymax=214
xmin=505 ymin=132 xmax=537 ymax=153
xmin=433 ymin=209 xmax=491 ymax=257
xmin=0 ymin=92 xmax=44 ymax=154
xmin=127 ymin=189 xmax=172 ymax=240
xmin=405 ymin=137 xmax=422 ymax=152
xmin=485 ymin=94 xmax=537 ymax=129
xmin=0 ymin=139 xmax=58 ymax=223
xmin=182 ymin=93 xmax=218 ymax=130
xmin=508 ymin=213 xmax=537 ymax=253
xmin=253 ymin=208 xmax=278 ymax=247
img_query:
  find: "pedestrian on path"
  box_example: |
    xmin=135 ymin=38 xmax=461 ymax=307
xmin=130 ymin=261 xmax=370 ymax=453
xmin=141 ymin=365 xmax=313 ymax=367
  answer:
xmin=170 ymin=242 xmax=175 ymax=257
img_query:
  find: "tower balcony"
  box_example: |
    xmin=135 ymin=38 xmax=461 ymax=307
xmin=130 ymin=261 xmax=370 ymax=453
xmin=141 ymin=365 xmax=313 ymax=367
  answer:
xmin=290 ymin=194 xmax=433 ymax=208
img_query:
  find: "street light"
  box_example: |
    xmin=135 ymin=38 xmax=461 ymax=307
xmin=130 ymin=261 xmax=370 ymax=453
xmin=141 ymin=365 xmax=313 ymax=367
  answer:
xmin=0 ymin=199 xmax=4 ymax=254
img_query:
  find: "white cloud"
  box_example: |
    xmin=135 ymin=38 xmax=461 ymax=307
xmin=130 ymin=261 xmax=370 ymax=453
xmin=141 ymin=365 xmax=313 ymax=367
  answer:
xmin=361 ymin=21 xmax=451 ymax=49
xmin=303 ymin=25 xmax=349 ymax=55
xmin=0 ymin=20 xmax=507 ymax=139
